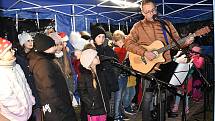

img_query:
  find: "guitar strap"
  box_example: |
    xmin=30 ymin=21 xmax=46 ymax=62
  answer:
xmin=162 ymin=27 xmax=169 ymax=46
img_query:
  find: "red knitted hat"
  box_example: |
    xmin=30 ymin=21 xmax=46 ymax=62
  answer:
xmin=58 ymin=32 xmax=69 ymax=42
xmin=0 ymin=38 xmax=12 ymax=57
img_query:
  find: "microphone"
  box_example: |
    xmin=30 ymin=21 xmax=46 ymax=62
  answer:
xmin=152 ymin=14 xmax=160 ymax=21
xmin=152 ymin=14 xmax=168 ymax=25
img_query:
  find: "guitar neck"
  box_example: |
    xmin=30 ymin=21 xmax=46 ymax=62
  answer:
xmin=157 ymin=34 xmax=195 ymax=54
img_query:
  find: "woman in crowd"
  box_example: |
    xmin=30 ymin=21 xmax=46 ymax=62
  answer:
xmin=16 ymin=32 xmax=42 ymax=121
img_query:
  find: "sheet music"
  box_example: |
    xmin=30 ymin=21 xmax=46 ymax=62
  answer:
xmin=169 ymin=63 xmax=193 ymax=86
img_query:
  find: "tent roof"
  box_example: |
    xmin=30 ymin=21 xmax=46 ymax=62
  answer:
xmin=0 ymin=0 xmax=213 ymax=23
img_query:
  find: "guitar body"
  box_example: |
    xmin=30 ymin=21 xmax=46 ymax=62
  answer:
xmin=129 ymin=40 xmax=166 ymax=73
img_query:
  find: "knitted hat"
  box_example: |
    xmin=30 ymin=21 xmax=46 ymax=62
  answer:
xmin=91 ymin=26 xmax=106 ymax=40
xmin=80 ymin=49 xmax=98 ymax=70
xmin=34 ymin=33 xmax=56 ymax=52
xmin=58 ymin=32 xmax=69 ymax=42
xmin=70 ymin=32 xmax=89 ymax=50
xmin=18 ymin=32 xmax=33 ymax=46
xmin=0 ymin=38 xmax=12 ymax=57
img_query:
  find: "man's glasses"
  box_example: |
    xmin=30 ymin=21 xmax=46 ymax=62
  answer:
xmin=142 ymin=7 xmax=157 ymax=14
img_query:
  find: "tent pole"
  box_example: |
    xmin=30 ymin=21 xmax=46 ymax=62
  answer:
xmin=55 ymin=14 xmax=57 ymax=31
xmin=72 ymin=5 xmax=76 ymax=32
xmin=162 ymin=0 xmax=165 ymax=15
xmin=36 ymin=12 xmax=40 ymax=30
xmin=126 ymin=21 xmax=128 ymax=34
xmin=108 ymin=19 xmax=110 ymax=32
xmin=16 ymin=12 xmax=18 ymax=32
xmin=96 ymin=18 xmax=99 ymax=23
xmin=213 ymin=0 xmax=215 ymax=86
xmin=85 ymin=17 xmax=88 ymax=31
xmin=71 ymin=17 xmax=74 ymax=32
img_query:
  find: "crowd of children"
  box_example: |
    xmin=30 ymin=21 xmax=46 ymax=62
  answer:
xmin=0 ymin=22 xmax=207 ymax=121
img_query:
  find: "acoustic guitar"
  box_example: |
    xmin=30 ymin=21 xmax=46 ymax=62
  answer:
xmin=129 ymin=26 xmax=211 ymax=74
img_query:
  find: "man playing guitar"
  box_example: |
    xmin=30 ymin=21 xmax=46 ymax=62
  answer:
xmin=124 ymin=0 xmax=194 ymax=120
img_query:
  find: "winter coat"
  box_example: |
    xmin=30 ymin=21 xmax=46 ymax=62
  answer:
xmin=95 ymin=45 xmax=119 ymax=96
xmin=0 ymin=60 xmax=35 ymax=121
xmin=27 ymin=51 xmax=77 ymax=121
xmin=16 ymin=50 xmax=41 ymax=110
xmin=78 ymin=65 xmax=110 ymax=116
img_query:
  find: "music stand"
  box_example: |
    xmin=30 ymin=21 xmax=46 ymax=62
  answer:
xmin=169 ymin=62 xmax=193 ymax=121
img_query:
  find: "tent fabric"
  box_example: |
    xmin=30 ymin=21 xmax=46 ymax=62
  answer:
xmin=0 ymin=0 xmax=213 ymax=34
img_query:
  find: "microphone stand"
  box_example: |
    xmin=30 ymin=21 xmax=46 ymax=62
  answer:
xmin=110 ymin=60 xmax=184 ymax=121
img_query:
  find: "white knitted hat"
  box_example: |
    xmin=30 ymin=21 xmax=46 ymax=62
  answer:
xmin=18 ymin=32 xmax=33 ymax=46
xmin=70 ymin=32 xmax=89 ymax=50
xmin=80 ymin=49 xmax=97 ymax=70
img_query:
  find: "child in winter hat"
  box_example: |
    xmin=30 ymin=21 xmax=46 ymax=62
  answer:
xmin=80 ymin=48 xmax=99 ymax=70
xmin=18 ymin=32 xmax=33 ymax=46
xmin=79 ymin=45 xmax=109 ymax=121
xmin=0 ymin=37 xmax=35 ymax=121
xmin=58 ymin=32 xmax=69 ymax=51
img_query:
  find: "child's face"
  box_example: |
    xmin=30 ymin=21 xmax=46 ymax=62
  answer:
xmin=114 ymin=39 xmax=124 ymax=48
xmin=0 ymin=48 xmax=15 ymax=61
xmin=192 ymin=46 xmax=201 ymax=53
xmin=56 ymin=42 xmax=63 ymax=52
xmin=95 ymin=34 xmax=105 ymax=45
xmin=190 ymin=46 xmax=201 ymax=57
xmin=23 ymin=39 xmax=33 ymax=50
